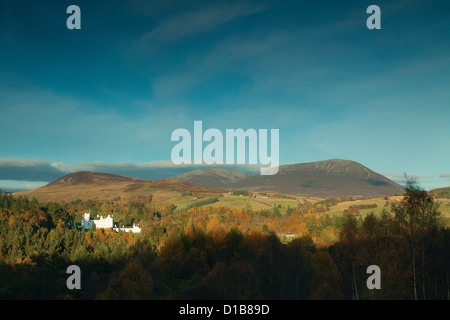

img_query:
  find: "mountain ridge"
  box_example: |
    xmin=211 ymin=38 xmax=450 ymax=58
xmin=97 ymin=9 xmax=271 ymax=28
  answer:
xmin=46 ymin=171 xmax=146 ymax=187
xmin=14 ymin=171 xmax=227 ymax=203
xmin=13 ymin=159 xmax=405 ymax=201
xmin=231 ymin=159 xmax=404 ymax=197
xmin=169 ymin=167 xmax=250 ymax=188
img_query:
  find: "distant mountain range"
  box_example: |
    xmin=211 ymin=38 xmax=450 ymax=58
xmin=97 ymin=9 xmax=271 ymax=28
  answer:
xmin=14 ymin=159 xmax=405 ymax=201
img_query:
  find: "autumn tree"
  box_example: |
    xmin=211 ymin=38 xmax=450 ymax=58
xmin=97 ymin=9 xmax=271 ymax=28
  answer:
xmin=97 ymin=258 xmax=152 ymax=300
xmin=391 ymin=175 xmax=441 ymax=300
xmin=205 ymin=261 xmax=261 ymax=299
xmin=309 ymin=250 xmax=342 ymax=300
xmin=336 ymin=214 xmax=360 ymax=300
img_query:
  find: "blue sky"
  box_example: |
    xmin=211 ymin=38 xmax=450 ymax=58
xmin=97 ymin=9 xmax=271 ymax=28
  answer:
xmin=0 ymin=0 xmax=449 ymax=191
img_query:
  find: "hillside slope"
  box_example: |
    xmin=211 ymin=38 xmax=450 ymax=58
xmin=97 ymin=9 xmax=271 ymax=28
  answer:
xmin=431 ymin=186 xmax=450 ymax=198
xmin=14 ymin=171 xmax=227 ymax=203
xmin=169 ymin=167 xmax=250 ymax=188
xmin=14 ymin=160 xmax=406 ymax=201
xmin=232 ymin=159 xmax=404 ymax=197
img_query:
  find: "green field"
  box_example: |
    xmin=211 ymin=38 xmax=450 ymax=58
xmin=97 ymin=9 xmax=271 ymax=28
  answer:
xmin=438 ymin=199 xmax=450 ymax=217
xmin=173 ymin=193 xmax=302 ymax=212
xmin=172 ymin=193 xmax=450 ymax=220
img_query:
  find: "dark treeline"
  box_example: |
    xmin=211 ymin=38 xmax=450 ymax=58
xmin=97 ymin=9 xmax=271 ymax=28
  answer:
xmin=0 ymin=178 xmax=449 ymax=300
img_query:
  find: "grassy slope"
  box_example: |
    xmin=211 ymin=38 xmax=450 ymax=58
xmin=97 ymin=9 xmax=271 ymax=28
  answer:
xmin=14 ymin=179 xmax=227 ymax=204
xmin=325 ymin=197 xmax=450 ymax=219
xmin=174 ymin=194 xmax=450 ymax=219
xmin=174 ymin=194 xmax=301 ymax=211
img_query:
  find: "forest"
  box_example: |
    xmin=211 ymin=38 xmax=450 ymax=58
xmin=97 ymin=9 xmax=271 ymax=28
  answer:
xmin=0 ymin=178 xmax=449 ymax=300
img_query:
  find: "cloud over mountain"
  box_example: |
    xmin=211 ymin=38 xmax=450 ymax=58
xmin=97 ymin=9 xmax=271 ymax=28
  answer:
xmin=0 ymin=157 xmax=261 ymax=191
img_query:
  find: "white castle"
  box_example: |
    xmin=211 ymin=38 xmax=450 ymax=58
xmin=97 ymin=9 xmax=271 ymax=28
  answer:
xmin=81 ymin=212 xmax=141 ymax=233
xmin=114 ymin=224 xmax=142 ymax=234
xmin=81 ymin=213 xmax=114 ymax=230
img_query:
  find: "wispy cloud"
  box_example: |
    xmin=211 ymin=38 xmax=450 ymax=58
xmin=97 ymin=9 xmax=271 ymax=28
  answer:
xmin=382 ymin=172 xmax=450 ymax=190
xmin=440 ymin=173 xmax=450 ymax=181
xmin=142 ymin=2 xmax=268 ymax=42
xmin=0 ymin=180 xmax=50 ymax=193
xmin=0 ymin=158 xmax=65 ymax=182
xmin=0 ymin=87 xmax=192 ymax=163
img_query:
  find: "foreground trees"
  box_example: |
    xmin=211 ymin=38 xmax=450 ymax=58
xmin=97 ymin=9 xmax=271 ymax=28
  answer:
xmin=391 ymin=176 xmax=442 ymax=300
xmin=333 ymin=176 xmax=446 ymax=300
xmin=0 ymin=181 xmax=449 ymax=300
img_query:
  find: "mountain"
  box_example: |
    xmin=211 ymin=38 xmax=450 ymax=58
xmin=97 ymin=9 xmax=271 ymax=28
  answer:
xmin=46 ymin=171 xmax=143 ymax=186
xmin=169 ymin=167 xmax=250 ymax=188
xmin=14 ymin=171 xmax=227 ymax=203
xmin=231 ymin=159 xmax=404 ymax=198
xmin=14 ymin=160 xmax=405 ymax=201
